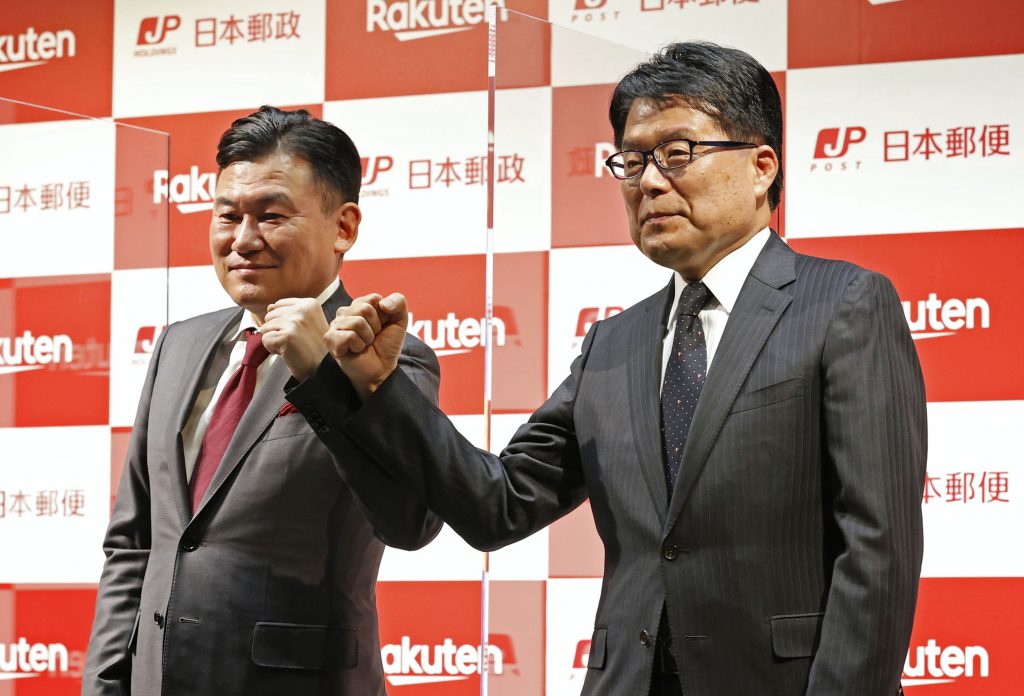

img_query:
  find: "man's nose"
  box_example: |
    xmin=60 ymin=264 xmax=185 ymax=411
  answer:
xmin=233 ymin=215 xmax=264 ymax=252
xmin=638 ymin=157 xmax=672 ymax=195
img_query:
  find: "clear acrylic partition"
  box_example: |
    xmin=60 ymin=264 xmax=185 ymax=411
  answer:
xmin=482 ymin=11 xmax=650 ymax=695
xmin=0 ymin=98 xmax=167 ymax=693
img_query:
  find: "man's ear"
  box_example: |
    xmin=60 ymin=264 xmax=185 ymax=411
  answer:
xmin=751 ymin=145 xmax=779 ymax=203
xmin=334 ymin=202 xmax=361 ymax=255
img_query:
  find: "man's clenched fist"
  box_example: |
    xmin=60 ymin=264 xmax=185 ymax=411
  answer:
xmin=260 ymin=297 xmax=330 ymax=381
xmin=325 ymin=293 xmax=408 ymax=401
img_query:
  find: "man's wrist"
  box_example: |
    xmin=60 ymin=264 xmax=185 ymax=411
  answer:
xmin=353 ymin=368 xmax=397 ymax=402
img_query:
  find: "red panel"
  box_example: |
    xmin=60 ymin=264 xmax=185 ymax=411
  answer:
xmin=488 ymin=581 xmax=544 ymax=696
xmin=0 ymin=587 xmax=97 ymax=693
xmin=325 ymin=0 xmax=549 ymax=100
xmin=376 ymin=581 xmax=483 ymax=694
xmin=0 ymin=1 xmax=114 ymax=118
xmin=790 ymin=0 xmax=1024 ymax=69
xmin=548 ymin=501 xmax=603 ymax=578
xmin=789 ymin=229 xmax=1024 ymax=403
xmin=343 ymin=252 xmax=546 ymax=416
xmin=905 ymin=578 xmax=1024 ymax=692
xmin=551 ymin=83 xmax=628 ymax=249
xmin=0 ymin=275 xmax=111 ymax=427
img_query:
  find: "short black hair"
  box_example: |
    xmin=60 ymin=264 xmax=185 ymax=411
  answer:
xmin=215 ymin=106 xmax=361 ymax=209
xmin=610 ymin=41 xmax=783 ymax=210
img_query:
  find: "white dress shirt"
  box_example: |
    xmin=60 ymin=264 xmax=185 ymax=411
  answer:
xmin=660 ymin=228 xmax=771 ymax=389
xmin=181 ymin=278 xmax=340 ymax=481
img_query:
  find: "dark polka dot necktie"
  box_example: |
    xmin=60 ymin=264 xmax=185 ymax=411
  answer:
xmin=661 ymin=281 xmax=712 ymax=497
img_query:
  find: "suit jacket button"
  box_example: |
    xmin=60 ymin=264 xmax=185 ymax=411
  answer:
xmin=153 ymin=611 xmax=164 ymax=628
xmin=663 ymin=544 xmax=679 ymax=561
xmin=180 ymin=536 xmax=199 ymax=552
xmin=640 ymin=629 xmax=652 ymax=647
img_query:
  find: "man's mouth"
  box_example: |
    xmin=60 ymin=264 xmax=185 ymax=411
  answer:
xmin=642 ymin=212 xmax=680 ymax=225
xmin=229 ymin=263 xmax=275 ymax=272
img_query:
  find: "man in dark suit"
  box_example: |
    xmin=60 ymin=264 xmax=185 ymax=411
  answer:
xmin=83 ymin=106 xmax=441 ymax=696
xmin=291 ymin=44 xmax=926 ymax=695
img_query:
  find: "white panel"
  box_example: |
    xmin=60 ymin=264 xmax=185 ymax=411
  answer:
xmin=325 ymin=90 xmax=551 ymax=259
xmin=113 ymin=0 xmax=326 ymax=117
xmin=493 ymin=87 xmax=552 ymax=254
xmin=549 ymin=0 xmax=786 ymax=87
xmin=920 ymin=401 xmax=1024 ymax=577
xmin=546 ymin=578 xmax=602 ymax=696
xmin=109 ymin=268 xmax=168 ymax=426
xmin=787 ymin=54 xmax=1024 ymax=237
xmin=167 ymin=264 xmax=232 ymax=323
xmin=548 ymin=245 xmax=670 ymax=393
xmin=0 ymin=119 xmax=115 ymax=278
xmin=0 ymin=426 xmax=110 ymax=583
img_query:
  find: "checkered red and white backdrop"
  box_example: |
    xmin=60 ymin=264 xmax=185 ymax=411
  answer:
xmin=1 ymin=1 xmax=1021 ymax=693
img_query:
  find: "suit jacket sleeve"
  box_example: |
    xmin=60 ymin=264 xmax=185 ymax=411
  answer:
xmin=285 ymin=336 xmax=443 ymax=550
xmin=808 ymin=270 xmax=927 ymax=694
xmin=291 ymin=328 xmax=597 ymax=552
xmin=82 ymin=331 xmax=165 ymax=696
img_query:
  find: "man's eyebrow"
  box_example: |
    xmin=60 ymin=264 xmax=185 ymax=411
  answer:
xmin=214 ymin=192 xmax=293 ymax=208
xmin=621 ymin=131 xmax=698 ymax=150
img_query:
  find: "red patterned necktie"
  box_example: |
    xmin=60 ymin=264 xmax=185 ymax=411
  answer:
xmin=189 ymin=328 xmax=270 ymax=513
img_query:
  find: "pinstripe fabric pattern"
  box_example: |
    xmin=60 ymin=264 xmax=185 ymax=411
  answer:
xmin=339 ymin=232 xmax=927 ymax=696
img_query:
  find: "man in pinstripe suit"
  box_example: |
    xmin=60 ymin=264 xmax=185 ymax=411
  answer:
xmin=287 ymin=42 xmax=926 ymax=695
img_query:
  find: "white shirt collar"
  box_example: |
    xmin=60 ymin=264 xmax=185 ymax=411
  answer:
xmin=669 ymin=227 xmax=771 ymax=317
xmin=229 ymin=277 xmax=341 ymax=342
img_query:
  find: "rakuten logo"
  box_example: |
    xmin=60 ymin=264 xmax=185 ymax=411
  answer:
xmin=813 ymin=127 xmax=867 ymax=159
xmin=0 ymin=331 xmax=74 ymax=375
xmin=136 ymin=16 xmax=181 ymax=46
xmin=154 ymin=167 xmax=217 ymax=214
xmin=0 ymin=27 xmax=76 ymax=73
xmin=902 ymin=294 xmax=990 ymax=340
xmin=381 ymin=636 xmax=503 ymax=686
xmin=367 ymin=0 xmax=506 ymax=42
xmin=902 ymin=639 xmax=989 ymax=687
xmin=407 ymin=312 xmax=506 ymax=356
xmin=0 ymin=639 xmax=69 ymax=681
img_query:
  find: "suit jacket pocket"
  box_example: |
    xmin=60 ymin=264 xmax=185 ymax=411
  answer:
xmin=262 ymin=414 xmax=315 ymax=441
xmin=730 ymin=377 xmax=803 ymax=414
xmin=251 ymin=622 xmax=358 ymax=670
xmin=770 ymin=612 xmax=824 ymax=659
xmin=587 ymin=627 xmax=608 ymax=670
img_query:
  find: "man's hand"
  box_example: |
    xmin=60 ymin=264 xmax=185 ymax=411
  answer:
xmin=260 ymin=297 xmax=330 ymax=382
xmin=325 ymin=293 xmax=407 ymax=401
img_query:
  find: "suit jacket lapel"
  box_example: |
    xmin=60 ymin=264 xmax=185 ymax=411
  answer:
xmin=627 ymin=280 xmax=675 ymax=523
xmin=165 ymin=308 xmax=241 ymax=527
xmin=192 ymin=282 xmax=355 ymax=517
xmin=665 ymin=233 xmax=796 ymax=531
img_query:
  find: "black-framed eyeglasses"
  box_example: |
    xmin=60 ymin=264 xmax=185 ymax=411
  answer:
xmin=604 ymin=138 xmax=757 ymax=181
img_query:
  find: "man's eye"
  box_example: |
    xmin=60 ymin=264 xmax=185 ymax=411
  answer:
xmin=219 ymin=213 xmax=241 ymax=223
xmin=260 ymin=213 xmax=284 ymax=222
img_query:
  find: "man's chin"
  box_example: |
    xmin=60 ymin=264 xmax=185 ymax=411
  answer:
xmin=224 ymin=282 xmax=273 ymax=313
